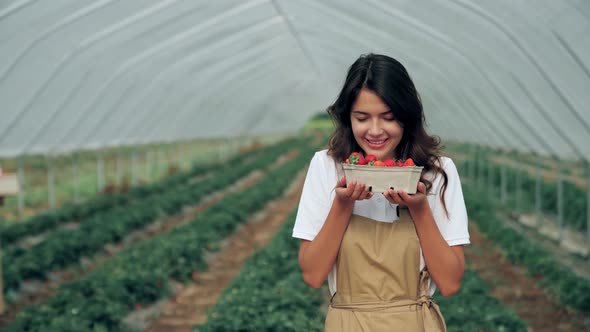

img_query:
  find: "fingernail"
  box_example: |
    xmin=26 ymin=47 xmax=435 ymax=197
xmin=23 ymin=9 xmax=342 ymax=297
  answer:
xmin=368 ymin=186 xmax=372 ymax=192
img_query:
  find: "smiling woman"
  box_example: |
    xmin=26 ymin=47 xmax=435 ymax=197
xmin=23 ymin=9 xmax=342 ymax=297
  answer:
xmin=292 ymin=53 xmax=470 ymax=332
xmin=350 ymin=89 xmax=404 ymax=162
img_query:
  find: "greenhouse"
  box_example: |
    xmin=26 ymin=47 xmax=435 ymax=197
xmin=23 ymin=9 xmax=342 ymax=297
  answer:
xmin=0 ymin=1 xmax=588 ymax=331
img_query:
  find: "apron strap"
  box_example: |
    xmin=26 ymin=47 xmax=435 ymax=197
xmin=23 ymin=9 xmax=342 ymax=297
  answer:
xmin=418 ymin=269 xmax=447 ymax=332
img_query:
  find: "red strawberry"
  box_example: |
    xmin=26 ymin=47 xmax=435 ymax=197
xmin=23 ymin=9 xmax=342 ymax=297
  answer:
xmin=348 ymin=152 xmax=365 ymax=165
xmin=365 ymin=154 xmax=377 ymax=163
xmin=345 ymin=158 xmax=350 ymax=164
xmin=396 ymin=160 xmax=403 ymax=167
xmin=373 ymin=160 xmax=386 ymax=167
xmin=403 ymin=158 xmax=415 ymax=166
xmin=384 ymin=159 xmax=396 ymax=167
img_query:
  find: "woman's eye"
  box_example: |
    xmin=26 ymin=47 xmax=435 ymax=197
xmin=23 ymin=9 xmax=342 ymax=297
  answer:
xmin=383 ymin=113 xmax=396 ymax=121
xmin=355 ymin=117 xmax=367 ymax=122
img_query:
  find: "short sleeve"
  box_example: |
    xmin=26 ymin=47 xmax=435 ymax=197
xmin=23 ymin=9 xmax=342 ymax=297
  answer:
xmin=292 ymin=151 xmax=335 ymax=241
xmin=430 ymin=157 xmax=470 ymax=246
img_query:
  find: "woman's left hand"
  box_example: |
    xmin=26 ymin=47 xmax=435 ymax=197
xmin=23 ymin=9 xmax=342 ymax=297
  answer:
xmin=383 ymin=181 xmax=428 ymax=213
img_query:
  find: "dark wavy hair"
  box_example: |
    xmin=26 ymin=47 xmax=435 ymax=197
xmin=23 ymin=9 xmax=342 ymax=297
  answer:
xmin=327 ymin=53 xmax=449 ymax=214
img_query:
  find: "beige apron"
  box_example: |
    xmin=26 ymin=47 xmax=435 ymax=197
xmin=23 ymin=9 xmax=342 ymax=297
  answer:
xmin=324 ymin=208 xmax=447 ymax=332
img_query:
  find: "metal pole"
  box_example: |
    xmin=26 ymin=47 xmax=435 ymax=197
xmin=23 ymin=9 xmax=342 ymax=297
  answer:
xmin=516 ymin=167 xmax=522 ymax=213
xmin=586 ymin=160 xmax=590 ymax=262
xmin=487 ymin=159 xmax=494 ymax=198
xmin=477 ymin=147 xmax=484 ymax=189
xmin=47 ymin=155 xmax=55 ymax=209
xmin=535 ymin=155 xmax=543 ymax=228
xmin=116 ymin=150 xmax=123 ymax=187
xmin=74 ymin=153 xmax=81 ymax=203
xmin=501 ymin=164 xmax=507 ymax=206
xmin=96 ymin=151 xmax=105 ymax=193
xmin=163 ymin=146 xmax=169 ymax=175
xmin=557 ymin=161 xmax=564 ymax=243
xmin=145 ymin=149 xmax=152 ymax=181
xmin=17 ymin=157 xmax=25 ymax=219
xmin=131 ymin=149 xmax=138 ymax=186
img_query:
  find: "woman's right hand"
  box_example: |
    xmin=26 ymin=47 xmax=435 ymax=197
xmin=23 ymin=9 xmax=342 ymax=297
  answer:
xmin=334 ymin=177 xmax=373 ymax=204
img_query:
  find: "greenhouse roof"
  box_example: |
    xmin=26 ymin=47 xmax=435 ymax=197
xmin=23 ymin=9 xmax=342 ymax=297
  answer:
xmin=0 ymin=0 xmax=589 ymax=160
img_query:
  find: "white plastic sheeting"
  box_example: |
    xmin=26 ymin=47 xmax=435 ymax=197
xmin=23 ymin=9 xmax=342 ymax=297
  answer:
xmin=0 ymin=0 xmax=589 ymax=160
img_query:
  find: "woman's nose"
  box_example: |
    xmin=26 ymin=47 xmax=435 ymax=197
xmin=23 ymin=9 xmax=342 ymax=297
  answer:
xmin=368 ymin=119 xmax=383 ymax=136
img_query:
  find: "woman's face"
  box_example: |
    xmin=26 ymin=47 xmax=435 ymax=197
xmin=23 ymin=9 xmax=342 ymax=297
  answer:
xmin=350 ymin=88 xmax=404 ymax=161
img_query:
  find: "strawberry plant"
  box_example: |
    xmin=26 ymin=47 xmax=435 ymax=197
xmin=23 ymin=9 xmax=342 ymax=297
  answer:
xmin=2 ymin=138 xmax=305 ymax=294
xmin=1 ymin=139 xmax=320 ymax=331
xmin=463 ymin=184 xmax=590 ymax=314
xmin=199 ymin=206 xmax=527 ymax=332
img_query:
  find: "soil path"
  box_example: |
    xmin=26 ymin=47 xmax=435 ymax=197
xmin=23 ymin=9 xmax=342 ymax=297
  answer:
xmin=465 ymin=222 xmax=589 ymax=332
xmin=142 ymin=171 xmax=306 ymax=332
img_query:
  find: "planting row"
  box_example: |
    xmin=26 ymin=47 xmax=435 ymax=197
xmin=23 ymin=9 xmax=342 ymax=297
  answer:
xmin=199 ymin=218 xmax=526 ymax=330
xmin=0 ymin=138 xmax=297 ymax=246
xmin=1 ymin=139 xmax=318 ymax=332
xmin=196 ymin=211 xmax=326 ymax=331
xmin=463 ymin=185 xmax=590 ymax=314
xmin=2 ymin=138 xmax=304 ymax=294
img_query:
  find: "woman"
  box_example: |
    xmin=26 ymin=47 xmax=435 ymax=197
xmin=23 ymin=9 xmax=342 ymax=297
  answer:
xmin=292 ymin=53 xmax=470 ymax=331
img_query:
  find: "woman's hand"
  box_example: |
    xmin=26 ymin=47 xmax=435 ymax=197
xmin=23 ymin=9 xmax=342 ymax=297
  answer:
xmin=383 ymin=181 xmax=429 ymax=215
xmin=335 ymin=177 xmax=373 ymax=205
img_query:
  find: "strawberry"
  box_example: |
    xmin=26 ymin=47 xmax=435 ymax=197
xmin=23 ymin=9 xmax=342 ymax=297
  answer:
xmin=402 ymin=158 xmax=415 ymax=167
xmin=348 ymin=152 xmax=365 ymax=165
xmin=373 ymin=160 xmax=386 ymax=167
xmin=396 ymin=160 xmax=403 ymax=167
xmin=384 ymin=159 xmax=396 ymax=167
xmin=365 ymin=154 xmax=377 ymax=163
xmin=345 ymin=158 xmax=350 ymax=164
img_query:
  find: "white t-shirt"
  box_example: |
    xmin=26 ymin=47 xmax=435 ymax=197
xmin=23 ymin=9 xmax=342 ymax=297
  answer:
xmin=292 ymin=149 xmax=470 ymax=296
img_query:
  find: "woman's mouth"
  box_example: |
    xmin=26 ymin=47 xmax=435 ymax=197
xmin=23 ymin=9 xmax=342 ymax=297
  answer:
xmin=365 ymin=138 xmax=388 ymax=149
